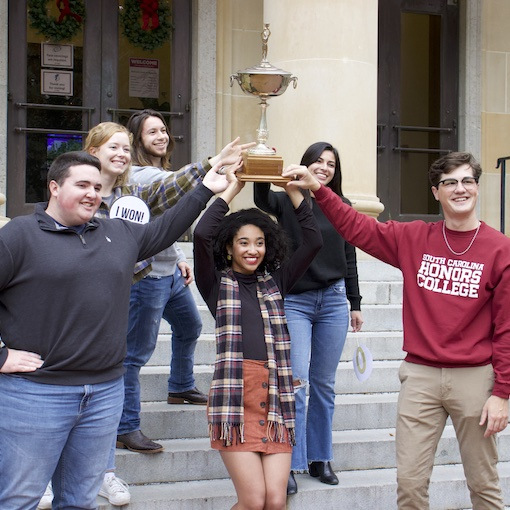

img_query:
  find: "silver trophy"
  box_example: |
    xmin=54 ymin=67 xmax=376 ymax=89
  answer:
xmin=230 ymin=24 xmax=297 ymax=181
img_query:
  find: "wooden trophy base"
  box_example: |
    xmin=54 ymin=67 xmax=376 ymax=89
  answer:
xmin=237 ymin=153 xmax=289 ymax=182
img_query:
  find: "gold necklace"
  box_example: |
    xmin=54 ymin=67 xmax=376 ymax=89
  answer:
xmin=442 ymin=221 xmax=481 ymax=256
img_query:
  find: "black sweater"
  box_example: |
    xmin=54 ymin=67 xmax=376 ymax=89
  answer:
xmin=193 ymin=197 xmax=323 ymax=360
xmin=254 ymin=183 xmax=361 ymax=310
xmin=0 ymin=184 xmax=214 ymax=384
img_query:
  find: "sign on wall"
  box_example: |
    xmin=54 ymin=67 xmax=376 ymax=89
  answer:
xmin=129 ymin=58 xmax=159 ymax=98
xmin=41 ymin=43 xmax=74 ymax=69
xmin=41 ymin=70 xmax=73 ymax=96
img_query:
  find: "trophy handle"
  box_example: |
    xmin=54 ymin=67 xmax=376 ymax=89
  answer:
xmin=230 ymin=74 xmax=241 ymax=87
xmin=290 ymin=76 xmax=298 ymax=89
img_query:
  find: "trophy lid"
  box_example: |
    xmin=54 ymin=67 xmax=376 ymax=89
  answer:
xmin=236 ymin=23 xmax=293 ymax=77
xmin=239 ymin=61 xmax=293 ymax=77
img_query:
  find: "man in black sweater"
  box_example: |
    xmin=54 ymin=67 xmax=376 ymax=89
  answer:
xmin=0 ymin=151 xmax=228 ymax=509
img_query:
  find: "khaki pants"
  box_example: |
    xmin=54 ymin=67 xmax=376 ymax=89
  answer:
xmin=396 ymin=361 xmax=503 ymax=510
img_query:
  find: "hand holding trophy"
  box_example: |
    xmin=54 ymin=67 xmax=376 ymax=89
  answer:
xmin=230 ymin=24 xmax=297 ymax=182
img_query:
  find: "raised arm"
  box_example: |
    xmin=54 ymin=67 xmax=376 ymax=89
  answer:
xmin=136 ymin=162 xmax=231 ymax=262
xmin=277 ymin=198 xmax=323 ymax=294
xmin=282 ymin=165 xmax=402 ymax=268
xmin=138 ymin=159 xmax=211 ymax=216
xmin=193 ymin=199 xmax=232 ymax=316
xmin=253 ymin=182 xmax=284 ymax=216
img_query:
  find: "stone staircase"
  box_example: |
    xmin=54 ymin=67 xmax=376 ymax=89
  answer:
xmin=98 ymin=253 xmax=510 ymax=509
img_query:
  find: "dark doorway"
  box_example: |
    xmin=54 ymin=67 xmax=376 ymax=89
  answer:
xmin=377 ymin=0 xmax=459 ymax=222
xmin=7 ymin=0 xmax=191 ymax=217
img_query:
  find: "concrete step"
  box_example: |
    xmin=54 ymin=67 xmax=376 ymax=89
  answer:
xmin=138 ymin=393 xmax=400 ymax=440
xmin=139 ymin=360 xmax=403 ymax=402
xmin=99 ymin=461 xmax=510 ymax=510
xmin=112 ymin=427 xmax=510 ymax=485
xmin=187 ymin=278 xmax=403 ymax=307
xmin=148 ymin=330 xmax=405 ymax=367
xmin=179 ymin=302 xmax=403 ymax=336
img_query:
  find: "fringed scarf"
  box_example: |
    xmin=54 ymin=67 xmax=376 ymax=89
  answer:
xmin=208 ymin=268 xmax=296 ymax=447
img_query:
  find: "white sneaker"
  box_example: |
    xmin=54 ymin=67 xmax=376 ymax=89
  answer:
xmin=99 ymin=475 xmax=131 ymax=506
xmin=37 ymin=482 xmax=53 ymax=509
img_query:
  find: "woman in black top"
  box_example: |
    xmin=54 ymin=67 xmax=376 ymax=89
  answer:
xmin=254 ymin=142 xmax=363 ymax=493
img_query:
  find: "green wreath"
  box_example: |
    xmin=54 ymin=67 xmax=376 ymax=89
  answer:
xmin=28 ymin=0 xmax=85 ymax=42
xmin=121 ymin=0 xmax=173 ymax=51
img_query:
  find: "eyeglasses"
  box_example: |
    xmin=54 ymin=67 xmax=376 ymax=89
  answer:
xmin=436 ymin=177 xmax=479 ymax=190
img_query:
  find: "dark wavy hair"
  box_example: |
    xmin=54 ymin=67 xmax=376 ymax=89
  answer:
xmin=126 ymin=109 xmax=175 ymax=170
xmin=300 ymin=141 xmax=344 ymax=197
xmin=212 ymin=208 xmax=290 ymax=273
xmin=428 ymin=151 xmax=482 ymax=188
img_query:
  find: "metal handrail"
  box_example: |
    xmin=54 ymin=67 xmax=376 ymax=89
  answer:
xmin=107 ymin=108 xmax=184 ymax=118
xmin=377 ymin=124 xmax=386 ymax=151
xmin=393 ymin=124 xmax=453 ymax=154
xmin=15 ymin=102 xmax=94 ymax=133
xmin=15 ymin=102 xmax=94 ymax=112
xmin=14 ymin=127 xmax=88 ymax=135
xmin=496 ymin=156 xmax=510 ymax=233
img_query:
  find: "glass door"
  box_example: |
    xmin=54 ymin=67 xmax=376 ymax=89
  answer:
xmin=377 ymin=0 xmax=459 ymax=222
xmin=7 ymin=0 xmax=190 ymax=217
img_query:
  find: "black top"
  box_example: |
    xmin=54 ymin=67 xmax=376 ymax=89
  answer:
xmin=193 ymin=197 xmax=323 ymax=359
xmin=254 ymin=183 xmax=361 ymax=310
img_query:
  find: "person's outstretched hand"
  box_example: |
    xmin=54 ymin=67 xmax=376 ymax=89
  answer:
xmin=282 ymin=165 xmax=321 ymax=192
xmin=209 ymin=137 xmax=256 ymax=167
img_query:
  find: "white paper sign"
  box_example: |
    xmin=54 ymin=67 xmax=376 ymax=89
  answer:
xmin=352 ymin=344 xmax=373 ymax=382
xmin=41 ymin=43 xmax=73 ymax=68
xmin=41 ymin=70 xmax=73 ymax=96
xmin=109 ymin=196 xmax=150 ymax=224
xmin=129 ymin=58 xmax=159 ymax=98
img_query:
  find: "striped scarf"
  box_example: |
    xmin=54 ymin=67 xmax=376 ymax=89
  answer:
xmin=208 ymin=268 xmax=296 ymax=447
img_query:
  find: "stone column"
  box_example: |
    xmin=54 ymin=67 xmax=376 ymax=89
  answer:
xmin=260 ymin=0 xmax=383 ymax=217
xmin=215 ymin=0 xmax=263 ymax=209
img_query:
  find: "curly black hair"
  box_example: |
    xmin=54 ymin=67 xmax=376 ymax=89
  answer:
xmin=212 ymin=208 xmax=290 ymax=273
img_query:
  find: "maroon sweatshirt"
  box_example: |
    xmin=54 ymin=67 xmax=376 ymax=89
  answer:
xmin=314 ymin=184 xmax=510 ymax=399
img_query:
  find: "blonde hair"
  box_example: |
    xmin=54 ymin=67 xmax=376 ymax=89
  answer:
xmin=84 ymin=122 xmax=133 ymax=188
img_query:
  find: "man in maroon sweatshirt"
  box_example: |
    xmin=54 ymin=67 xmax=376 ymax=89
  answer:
xmin=283 ymin=152 xmax=510 ymax=510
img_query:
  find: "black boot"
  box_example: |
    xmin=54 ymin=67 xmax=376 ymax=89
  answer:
xmin=287 ymin=470 xmax=298 ymax=495
xmin=308 ymin=461 xmax=339 ymax=485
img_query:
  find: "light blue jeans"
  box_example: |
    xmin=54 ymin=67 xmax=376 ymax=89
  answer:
xmin=108 ymin=267 xmax=202 ymax=470
xmin=285 ymin=279 xmax=349 ymax=472
xmin=0 ymin=374 xmax=123 ymax=509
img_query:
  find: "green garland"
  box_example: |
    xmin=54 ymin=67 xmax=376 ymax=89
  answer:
xmin=121 ymin=0 xmax=173 ymax=51
xmin=28 ymin=0 xmax=85 ymax=42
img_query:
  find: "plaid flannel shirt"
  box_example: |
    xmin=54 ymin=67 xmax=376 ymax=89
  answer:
xmin=95 ymin=158 xmax=210 ymax=282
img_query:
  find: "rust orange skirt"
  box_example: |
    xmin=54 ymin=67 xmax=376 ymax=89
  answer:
xmin=208 ymin=359 xmax=292 ymax=454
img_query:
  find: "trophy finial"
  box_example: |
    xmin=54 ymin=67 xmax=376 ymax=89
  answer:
xmin=261 ymin=24 xmax=271 ymax=63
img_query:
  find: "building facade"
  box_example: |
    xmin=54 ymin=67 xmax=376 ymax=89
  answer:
xmin=0 ymin=0 xmax=509 ymax=234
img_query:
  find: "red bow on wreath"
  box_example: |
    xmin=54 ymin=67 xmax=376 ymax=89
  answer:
xmin=139 ymin=0 xmax=159 ymax=31
xmin=56 ymin=0 xmax=82 ymax=23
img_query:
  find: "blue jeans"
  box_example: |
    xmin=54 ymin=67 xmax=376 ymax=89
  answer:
xmin=285 ymin=279 xmax=349 ymax=471
xmin=118 ymin=266 xmax=202 ymax=435
xmin=0 ymin=374 xmax=123 ymax=509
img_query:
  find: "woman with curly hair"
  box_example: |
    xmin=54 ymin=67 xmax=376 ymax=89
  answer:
xmin=193 ymin=169 xmax=322 ymax=509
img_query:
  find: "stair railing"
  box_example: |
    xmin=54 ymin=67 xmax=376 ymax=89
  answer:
xmin=496 ymin=156 xmax=510 ymax=234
